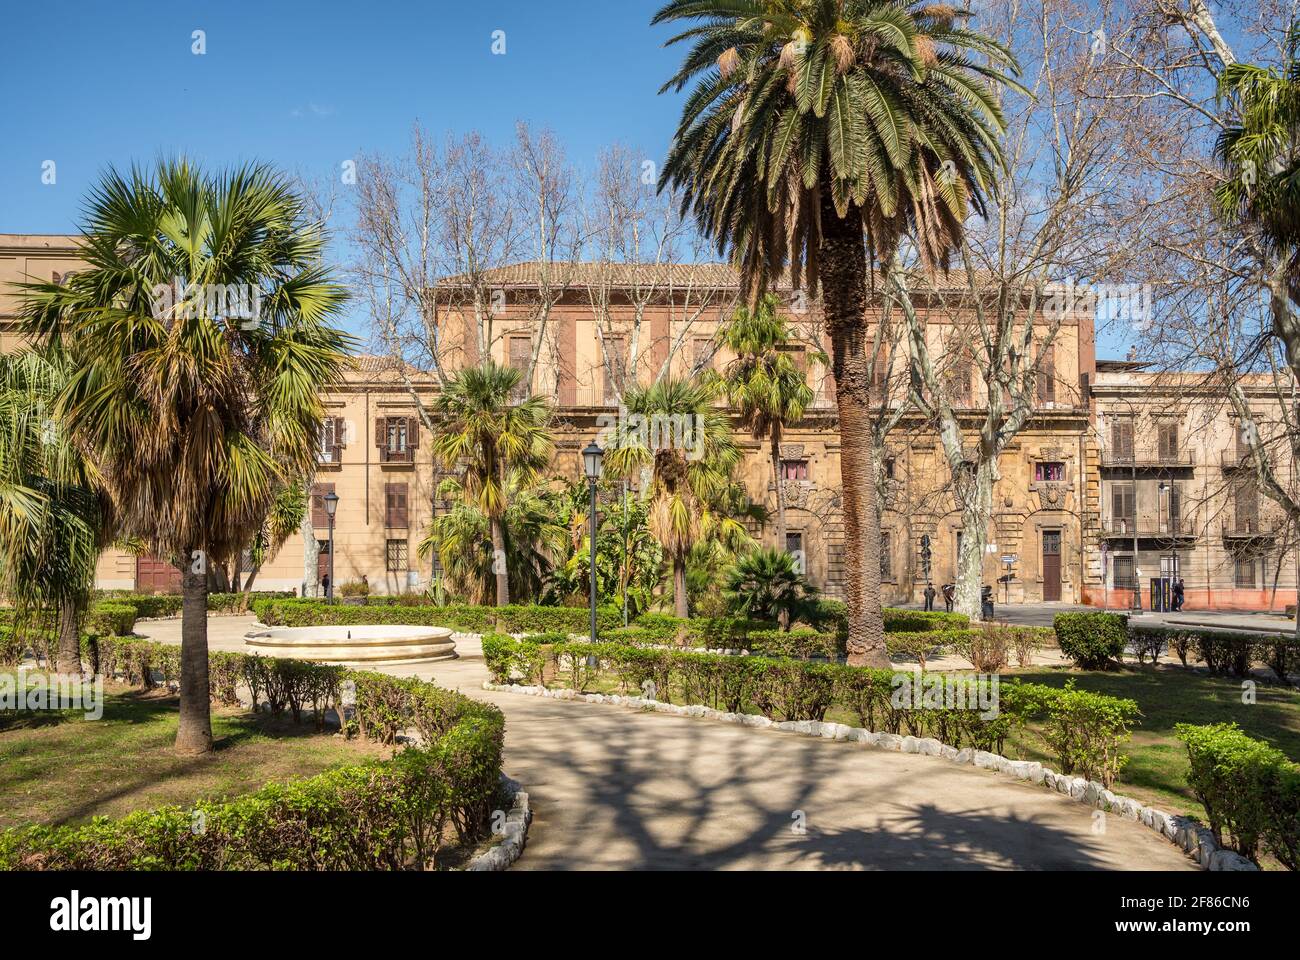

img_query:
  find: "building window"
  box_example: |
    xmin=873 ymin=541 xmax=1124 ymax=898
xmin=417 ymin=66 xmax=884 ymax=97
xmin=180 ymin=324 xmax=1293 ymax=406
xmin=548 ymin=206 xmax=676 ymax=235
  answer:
xmin=1235 ymin=556 xmax=1257 ymax=589
xmin=781 ymin=459 xmax=809 ymax=481
xmin=1157 ymin=422 xmax=1180 ymax=462
xmin=883 ymin=457 xmax=896 ymax=480
xmin=1113 ymin=555 xmax=1136 ymax=589
xmin=1036 ymin=345 xmax=1056 ymax=403
xmin=946 ymin=356 xmax=973 ymax=405
xmin=691 ymin=337 xmax=714 ymax=373
xmin=376 ymin=416 xmax=418 ymax=464
xmin=508 ymin=336 xmax=531 ymax=402
xmin=1035 ymin=461 xmax=1065 ymax=482
xmin=385 ymin=483 xmax=409 ymax=529
xmin=1110 ymin=419 xmax=1134 ymax=460
xmin=1110 ymin=483 xmax=1135 ymax=531
xmin=879 ymin=530 xmax=892 ymax=581
xmin=602 ymin=337 xmax=627 ymax=405
xmin=316 ymin=538 xmax=331 ymax=557
xmin=386 ymin=539 xmax=409 ymax=573
xmin=310 ymin=483 xmax=336 ymax=529
xmin=318 ymin=416 xmax=344 ymax=464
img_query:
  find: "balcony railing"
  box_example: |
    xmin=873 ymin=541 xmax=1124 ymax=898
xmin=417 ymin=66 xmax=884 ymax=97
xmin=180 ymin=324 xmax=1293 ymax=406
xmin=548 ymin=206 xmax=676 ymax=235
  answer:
xmin=1102 ymin=516 xmax=1196 ymax=537
xmin=1222 ymin=516 xmax=1284 ymax=538
xmin=1101 ymin=448 xmax=1193 ymax=468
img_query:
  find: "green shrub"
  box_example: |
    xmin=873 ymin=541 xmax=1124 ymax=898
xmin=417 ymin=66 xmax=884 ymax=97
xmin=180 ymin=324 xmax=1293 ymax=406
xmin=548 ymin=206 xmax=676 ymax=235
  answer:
xmin=1176 ymin=722 xmax=1298 ymax=867
xmin=1036 ymin=681 xmax=1139 ymax=788
xmin=883 ymin=608 xmax=970 ymax=633
xmin=0 ymin=640 xmax=506 ymax=871
xmin=1053 ymin=612 xmax=1128 ymax=669
xmin=254 ymin=599 xmax=621 ymax=636
xmin=85 ymin=601 xmax=137 ymax=638
xmin=747 ymin=629 xmax=844 ymax=661
xmin=481 ymin=633 xmax=545 ymax=685
xmin=1193 ymin=630 xmax=1259 ymax=679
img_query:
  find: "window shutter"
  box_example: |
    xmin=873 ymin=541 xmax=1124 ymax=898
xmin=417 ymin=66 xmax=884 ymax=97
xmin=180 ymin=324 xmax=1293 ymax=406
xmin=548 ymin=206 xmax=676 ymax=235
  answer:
xmin=397 ymin=484 xmax=408 ymax=527
xmin=385 ymin=483 xmax=409 ymax=528
xmin=334 ymin=417 xmax=347 ymax=449
xmin=375 ymin=417 xmax=387 ymax=462
xmin=407 ymin=416 xmax=419 ymax=450
xmin=311 ymin=483 xmax=335 ymax=529
xmin=1038 ymin=346 xmax=1055 ymax=402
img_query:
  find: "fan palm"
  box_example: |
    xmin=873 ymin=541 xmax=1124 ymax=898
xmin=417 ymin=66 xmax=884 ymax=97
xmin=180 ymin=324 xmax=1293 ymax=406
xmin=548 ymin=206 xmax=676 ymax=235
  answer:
xmin=720 ymin=293 xmax=823 ymax=548
xmin=724 ymin=547 xmax=819 ymax=629
xmin=419 ymin=475 xmax=567 ymax=604
xmin=0 ymin=348 xmax=104 ymax=675
xmin=655 ymin=0 xmax=1018 ymax=665
xmin=1215 ymin=23 xmax=1300 ymax=300
xmin=605 ymin=376 xmax=753 ymax=616
xmin=16 ymin=159 xmax=352 ymax=754
xmin=429 ymin=361 xmax=555 ymax=605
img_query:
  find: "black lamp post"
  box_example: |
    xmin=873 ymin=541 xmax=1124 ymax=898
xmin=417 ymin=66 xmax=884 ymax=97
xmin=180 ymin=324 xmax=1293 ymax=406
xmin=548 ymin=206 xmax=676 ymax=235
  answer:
xmin=582 ymin=442 xmax=604 ymax=642
xmin=323 ymin=491 xmax=339 ymax=602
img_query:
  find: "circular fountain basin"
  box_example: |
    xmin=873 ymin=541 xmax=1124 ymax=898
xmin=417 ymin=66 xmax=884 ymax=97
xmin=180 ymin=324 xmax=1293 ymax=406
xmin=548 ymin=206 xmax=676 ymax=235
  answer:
xmin=244 ymin=625 xmax=456 ymax=665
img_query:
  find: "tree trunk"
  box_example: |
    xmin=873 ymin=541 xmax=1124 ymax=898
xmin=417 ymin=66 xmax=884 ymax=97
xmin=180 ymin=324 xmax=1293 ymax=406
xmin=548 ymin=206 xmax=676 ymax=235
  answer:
xmin=176 ymin=559 xmax=213 ymax=755
xmin=302 ymin=510 xmax=319 ymax=598
xmin=819 ymin=196 xmax=888 ymax=667
xmin=491 ymin=515 xmax=510 ymax=606
xmin=55 ymin=596 xmax=82 ymax=678
xmin=955 ymin=460 xmax=997 ymax=622
xmin=673 ymin=556 xmax=688 ymax=618
xmin=771 ymin=427 xmax=787 ymax=550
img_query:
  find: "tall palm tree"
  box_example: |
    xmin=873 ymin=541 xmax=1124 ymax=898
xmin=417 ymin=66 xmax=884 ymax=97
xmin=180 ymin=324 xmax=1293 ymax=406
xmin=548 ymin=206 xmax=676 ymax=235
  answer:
xmin=605 ymin=376 xmax=751 ymax=617
xmin=17 ymin=159 xmax=352 ymax=754
xmin=655 ymin=0 xmax=1018 ymax=665
xmin=430 ymin=361 xmax=554 ymax=606
xmin=0 ymin=349 xmax=103 ymax=676
xmin=720 ymin=293 xmax=823 ymax=548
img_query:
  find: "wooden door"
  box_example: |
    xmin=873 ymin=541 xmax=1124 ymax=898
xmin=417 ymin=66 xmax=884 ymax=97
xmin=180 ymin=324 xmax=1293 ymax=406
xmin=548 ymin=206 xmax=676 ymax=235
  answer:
xmin=1042 ymin=531 xmax=1062 ymax=601
xmin=136 ymin=555 xmax=182 ymax=594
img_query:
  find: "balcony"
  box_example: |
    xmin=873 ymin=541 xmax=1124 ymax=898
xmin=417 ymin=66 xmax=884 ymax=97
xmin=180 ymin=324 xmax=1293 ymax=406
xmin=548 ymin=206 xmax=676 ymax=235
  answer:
xmin=1222 ymin=516 xmax=1284 ymax=539
xmin=1101 ymin=516 xmax=1197 ymax=539
xmin=1101 ymin=448 xmax=1193 ymax=469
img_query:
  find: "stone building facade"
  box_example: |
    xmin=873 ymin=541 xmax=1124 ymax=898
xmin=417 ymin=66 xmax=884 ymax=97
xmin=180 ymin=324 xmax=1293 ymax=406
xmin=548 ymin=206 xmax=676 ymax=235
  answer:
xmin=1 ymin=238 xmax=1294 ymax=610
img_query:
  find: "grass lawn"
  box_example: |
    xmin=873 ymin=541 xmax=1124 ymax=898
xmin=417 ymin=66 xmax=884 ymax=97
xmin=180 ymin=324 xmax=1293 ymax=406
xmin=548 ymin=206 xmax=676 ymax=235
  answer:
xmin=1002 ymin=664 xmax=1300 ymax=821
xmin=0 ymin=682 xmax=391 ymax=830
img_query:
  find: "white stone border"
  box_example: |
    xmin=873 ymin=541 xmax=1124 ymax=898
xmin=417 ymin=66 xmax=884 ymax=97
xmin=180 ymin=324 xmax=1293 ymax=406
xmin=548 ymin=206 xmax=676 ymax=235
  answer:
xmin=465 ymin=773 xmax=532 ymax=872
xmin=484 ymin=681 xmax=1257 ymax=872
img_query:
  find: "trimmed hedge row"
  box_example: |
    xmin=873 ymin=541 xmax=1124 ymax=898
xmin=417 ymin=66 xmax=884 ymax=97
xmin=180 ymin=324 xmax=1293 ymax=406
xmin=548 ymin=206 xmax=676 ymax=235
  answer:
xmin=1054 ymin=612 xmax=1128 ymax=669
xmin=483 ymin=636 xmax=1139 ymax=786
xmin=1177 ymin=723 xmax=1299 ymax=870
xmin=0 ymin=638 xmax=505 ymax=871
xmin=1131 ymin=624 xmax=1298 ymax=680
xmin=253 ymin=598 xmax=623 ymax=636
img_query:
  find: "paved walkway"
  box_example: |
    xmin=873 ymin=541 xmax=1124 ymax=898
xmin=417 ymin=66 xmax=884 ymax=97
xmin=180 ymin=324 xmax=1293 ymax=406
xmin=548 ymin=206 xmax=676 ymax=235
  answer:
xmin=140 ymin=616 xmax=1196 ymax=871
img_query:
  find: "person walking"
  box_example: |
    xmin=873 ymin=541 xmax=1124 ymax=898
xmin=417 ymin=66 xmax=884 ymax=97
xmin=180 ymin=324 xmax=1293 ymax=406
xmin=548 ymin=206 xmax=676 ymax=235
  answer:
xmin=942 ymin=583 xmax=955 ymax=613
xmin=923 ymin=584 xmax=937 ymax=612
xmin=1173 ymin=578 xmax=1185 ymax=613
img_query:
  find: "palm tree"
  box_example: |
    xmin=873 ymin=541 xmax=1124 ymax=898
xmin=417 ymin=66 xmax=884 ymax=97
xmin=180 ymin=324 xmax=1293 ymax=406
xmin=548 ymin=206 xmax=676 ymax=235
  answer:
xmin=419 ymin=474 xmax=567 ymax=604
xmin=655 ymin=0 xmax=1018 ymax=665
xmin=430 ymin=361 xmax=554 ymax=606
xmin=724 ymin=547 xmax=819 ymax=629
xmin=720 ymin=293 xmax=823 ymax=549
xmin=0 ymin=349 xmax=103 ymax=676
xmin=1215 ymin=24 xmax=1300 ymax=295
xmin=605 ymin=376 xmax=751 ymax=617
xmin=17 ymin=159 xmax=352 ymax=754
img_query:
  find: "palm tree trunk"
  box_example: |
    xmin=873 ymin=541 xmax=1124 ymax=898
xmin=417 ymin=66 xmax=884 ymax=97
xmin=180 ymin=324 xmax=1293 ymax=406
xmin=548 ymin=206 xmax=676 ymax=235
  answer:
xmin=771 ymin=426 xmax=787 ymax=550
xmin=673 ymin=556 xmax=688 ymax=618
xmin=55 ymin=596 xmax=82 ymax=678
xmin=176 ymin=559 xmax=213 ymax=755
xmin=819 ymin=196 xmax=888 ymax=668
xmin=491 ymin=516 xmax=510 ymax=606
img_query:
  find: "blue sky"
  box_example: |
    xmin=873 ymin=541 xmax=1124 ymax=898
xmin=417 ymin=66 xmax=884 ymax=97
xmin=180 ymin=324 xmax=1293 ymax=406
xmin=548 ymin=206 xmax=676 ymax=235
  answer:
xmin=0 ymin=0 xmax=684 ymax=233
xmin=0 ymin=0 xmax=1139 ymax=355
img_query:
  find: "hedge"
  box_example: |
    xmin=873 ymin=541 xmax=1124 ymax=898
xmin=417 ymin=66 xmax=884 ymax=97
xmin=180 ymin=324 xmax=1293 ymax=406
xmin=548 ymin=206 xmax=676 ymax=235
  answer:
xmin=1177 ymin=723 xmax=1299 ymax=870
xmin=253 ymin=598 xmax=623 ymax=636
xmin=1054 ymin=612 xmax=1128 ymax=669
xmin=0 ymin=638 xmax=505 ymax=871
xmin=1130 ymin=623 xmax=1298 ymax=680
xmin=483 ymin=636 xmax=1138 ymax=783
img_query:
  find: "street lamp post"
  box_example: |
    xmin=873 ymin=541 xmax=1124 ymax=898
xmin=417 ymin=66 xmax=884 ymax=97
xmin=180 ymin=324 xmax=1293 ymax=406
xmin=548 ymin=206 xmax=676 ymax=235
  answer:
xmin=323 ymin=491 xmax=339 ymax=603
xmin=582 ymin=442 xmax=604 ymax=643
